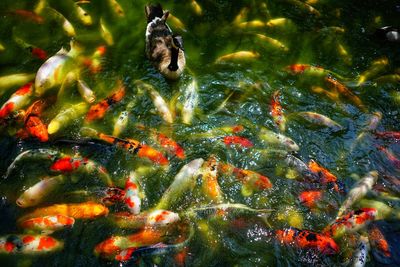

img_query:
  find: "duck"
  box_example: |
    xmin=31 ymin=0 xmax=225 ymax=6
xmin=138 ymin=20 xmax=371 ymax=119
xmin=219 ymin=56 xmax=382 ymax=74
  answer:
xmin=145 ymin=3 xmax=186 ymax=80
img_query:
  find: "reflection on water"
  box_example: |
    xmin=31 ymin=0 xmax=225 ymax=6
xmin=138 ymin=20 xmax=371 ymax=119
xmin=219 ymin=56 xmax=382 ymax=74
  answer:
xmin=0 ymin=0 xmax=400 ymax=266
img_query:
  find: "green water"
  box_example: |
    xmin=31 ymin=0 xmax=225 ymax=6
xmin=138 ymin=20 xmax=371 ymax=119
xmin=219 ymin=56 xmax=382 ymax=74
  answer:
xmin=0 ymin=0 xmax=400 ymax=266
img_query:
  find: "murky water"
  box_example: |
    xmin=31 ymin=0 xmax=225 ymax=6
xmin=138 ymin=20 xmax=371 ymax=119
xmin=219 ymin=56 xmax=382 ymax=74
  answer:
xmin=0 ymin=0 xmax=400 ymax=266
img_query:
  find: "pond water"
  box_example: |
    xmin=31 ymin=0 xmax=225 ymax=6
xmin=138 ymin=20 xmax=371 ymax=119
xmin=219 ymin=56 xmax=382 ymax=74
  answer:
xmin=0 ymin=0 xmax=400 ymax=266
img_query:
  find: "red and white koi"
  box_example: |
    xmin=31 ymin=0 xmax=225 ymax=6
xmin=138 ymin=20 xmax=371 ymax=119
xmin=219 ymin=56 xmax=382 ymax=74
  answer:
xmin=19 ymin=215 xmax=75 ymax=233
xmin=0 ymin=235 xmax=63 ymax=254
xmin=16 ymin=175 xmax=65 ymax=208
xmin=323 ymin=208 xmax=377 ymax=238
xmin=0 ymin=82 xmax=33 ymax=120
xmin=146 ymin=209 xmax=180 ymax=227
xmin=337 ymin=171 xmax=378 ymax=216
xmin=275 ymin=228 xmax=339 ymax=255
xmin=124 ymin=171 xmax=141 ymax=214
xmin=50 ymin=154 xmax=113 ymax=186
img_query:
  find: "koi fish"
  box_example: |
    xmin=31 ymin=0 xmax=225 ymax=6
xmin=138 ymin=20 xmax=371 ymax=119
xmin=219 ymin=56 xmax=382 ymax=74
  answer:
xmin=259 ymin=128 xmax=299 ymax=151
xmin=153 ymin=131 xmax=185 ymax=159
xmin=16 ymin=175 xmax=65 ymax=208
xmin=352 ymin=235 xmax=370 ymax=267
xmin=337 ymin=43 xmax=352 ymax=66
xmin=308 ymin=160 xmax=343 ymax=193
xmin=286 ymin=64 xmax=327 ymax=76
xmin=111 ymin=212 xmax=149 ymax=229
xmin=325 ymin=76 xmax=366 ymax=111
xmin=96 ymin=132 xmax=169 ymax=165
xmin=223 ymin=136 xmax=254 ymax=148
xmin=48 ymin=102 xmax=88 ymax=134
xmin=108 ymin=0 xmax=125 ymax=17
xmin=182 ymin=78 xmax=199 ymax=125
xmin=18 ymin=202 xmax=109 ymax=223
xmin=134 ymin=80 xmax=173 ymax=124
xmin=156 ymin=158 xmax=204 ymax=210
xmin=0 ymin=73 xmax=35 ymax=93
xmin=7 ymin=9 xmax=45 ymax=24
xmin=368 ymin=224 xmax=391 ymax=258
xmin=323 ymin=208 xmax=377 ymax=238
xmin=275 ymin=228 xmax=339 ymax=255
xmin=189 ymin=125 xmax=245 ymax=139
xmin=373 ymin=74 xmax=400 ymax=85
xmin=311 ymin=86 xmax=340 ymax=102
xmin=337 ymin=171 xmax=378 ymax=216
xmin=270 ymin=90 xmax=286 ymax=131
xmin=0 ymin=82 xmax=33 ymax=120
xmin=74 ymin=3 xmax=92 ymax=26
xmin=218 ymin=162 xmax=272 ymax=196
xmin=45 ymin=7 xmax=76 ymax=37
xmin=293 ymin=111 xmax=343 ymax=131
xmin=19 ymin=215 xmax=75 ymax=233
xmin=357 ymin=57 xmax=389 ymax=86
xmin=284 ymin=154 xmax=319 ymax=182
xmin=285 ymin=0 xmax=320 ymax=16
xmin=377 ymin=146 xmax=400 ymax=169
xmin=124 ymin=171 xmax=141 ymax=214
xmin=94 ymin=228 xmax=165 ymax=259
xmin=146 ymin=209 xmax=180 ymax=227
xmin=77 ymin=79 xmax=96 ymax=103
xmin=51 ymin=154 xmax=113 ymax=186
xmin=35 ymin=41 xmax=80 ymax=96
xmin=19 ymin=100 xmax=49 ymax=142
xmin=255 ymin=34 xmax=288 ymax=52
xmin=0 ymin=235 xmax=63 ymax=254
xmin=200 ymin=156 xmax=224 ymax=203
xmin=374 ymin=131 xmax=400 ymax=141
xmin=299 ymin=190 xmax=323 ymax=209
xmin=215 ymin=51 xmax=260 ymax=63
xmin=86 ymin=81 xmax=125 ymax=122
xmin=168 ymin=13 xmax=186 ymax=32
xmin=100 ymin=18 xmax=114 ymax=46
xmin=190 ymin=0 xmax=202 ymax=15
xmin=232 ymin=7 xmax=249 ymax=25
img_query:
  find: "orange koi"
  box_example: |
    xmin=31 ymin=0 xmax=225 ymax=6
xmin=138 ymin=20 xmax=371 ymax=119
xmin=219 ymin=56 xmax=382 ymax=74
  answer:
xmin=276 ymin=228 xmax=339 ymax=255
xmin=0 ymin=235 xmax=63 ymax=254
xmin=308 ymin=160 xmax=343 ymax=193
xmin=223 ymin=136 xmax=254 ymax=148
xmin=201 ymin=156 xmax=224 ymax=203
xmin=18 ymin=202 xmax=109 ymax=223
xmin=285 ymin=64 xmax=325 ymax=75
xmin=323 ymin=208 xmax=377 ymax=238
xmin=19 ymin=215 xmax=75 ymax=232
xmin=98 ymin=133 xmax=169 ymax=165
xmin=86 ymin=83 xmax=125 ymax=122
xmin=270 ymin=90 xmax=286 ymax=131
xmin=18 ymin=100 xmax=48 ymax=142
xmin=299 ymin=190 xmax=323 ymax=209
xmin=156 ymin=132 xmax=185 ymax=159
xmin=94 ymin=228 xmax=164 ymax=259
xmin=83 ymin=45 xmax=107 ymax=74
xmin=368 ymin=224 xmax=391 ymax=258
xmin=0 ymin=82 xmax=33 ymax=119
xmin=218 ymin=162 xmax=272 ymax=192
xmin=325 ymin=76 xmax=366 ymax=111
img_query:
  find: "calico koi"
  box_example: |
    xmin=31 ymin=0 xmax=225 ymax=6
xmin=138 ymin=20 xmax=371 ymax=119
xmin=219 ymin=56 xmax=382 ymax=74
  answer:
xmin=0 ymin=82 xmax=33 ymax=120
xmin=275 ymin=228 xmax=339 ymax=255
xmin=19 ymin=215 xmax=75 ymax=233
xmin=323 ymin=208 xmax=377 ymax=238
xmin=0 ymin=235 xmax=63 ymax=254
